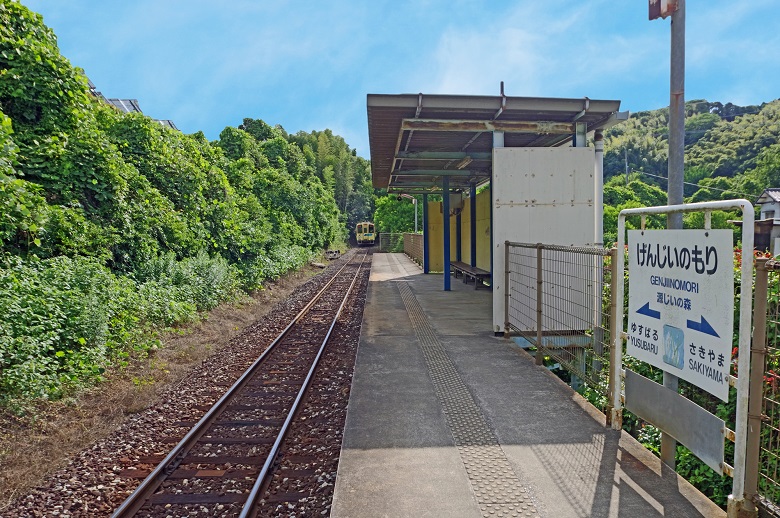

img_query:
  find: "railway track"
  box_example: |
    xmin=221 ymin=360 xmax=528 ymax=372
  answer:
xmin=112 ymin=252 xmax=369 ymax=517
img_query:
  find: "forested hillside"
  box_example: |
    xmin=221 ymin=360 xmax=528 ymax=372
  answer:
xmin=0 ymin=1 xmax=373 ymax=404
xmin=601 ymin=98 xmax=780 ymax=243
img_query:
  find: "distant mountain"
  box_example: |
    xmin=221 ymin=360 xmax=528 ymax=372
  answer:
xmin=602 ymin=99 xmax=780 ymax=202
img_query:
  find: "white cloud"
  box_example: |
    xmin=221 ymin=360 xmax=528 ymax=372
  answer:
xmin=427 ymin=27 xmax=543 ymax=95
xmin=417 ymin=1 xmax=668 ymax=102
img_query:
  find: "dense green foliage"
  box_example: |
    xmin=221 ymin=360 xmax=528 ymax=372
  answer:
xmin=602 ymin=98 xmax=780 ymax=242
xmin=603 ymin=100 xmax=777 ymax=183
xmin=373 ymin=194 xmax=420 ymax=234
xmin=0 ymin=252 xmax=240 ymax=401
xmin=286 ymin=129 xmax=375 ymax=237
xmin=0 ymin=1 xmax=370 ymax=403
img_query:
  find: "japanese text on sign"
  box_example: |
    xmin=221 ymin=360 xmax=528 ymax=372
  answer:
xmin=635 ymin=243 xmax=718 ymax=274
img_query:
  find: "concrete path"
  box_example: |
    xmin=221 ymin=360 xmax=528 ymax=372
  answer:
xmin=331 ymin=253 xmax=725 ymax=518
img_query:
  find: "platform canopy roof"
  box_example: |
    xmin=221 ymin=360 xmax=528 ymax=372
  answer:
xmin=367 ymin=93 xmax=625 ymax=193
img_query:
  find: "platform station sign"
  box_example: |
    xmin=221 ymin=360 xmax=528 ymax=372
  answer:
xmin=627 ymin=229 xmax=734 ymax=401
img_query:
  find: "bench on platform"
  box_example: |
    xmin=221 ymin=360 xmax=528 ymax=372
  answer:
xmin=450 ymin=261 xmax=491 ymax=289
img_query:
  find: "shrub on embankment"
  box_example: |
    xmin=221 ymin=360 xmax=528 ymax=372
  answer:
xmin=0 ymin=1 xmax=367 ymax=404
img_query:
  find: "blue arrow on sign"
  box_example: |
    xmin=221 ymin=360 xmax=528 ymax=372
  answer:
xmin=636 ymin=302 xmax=661 ymax=319
xmin=687 ymin=315 xmax=720 ymax=338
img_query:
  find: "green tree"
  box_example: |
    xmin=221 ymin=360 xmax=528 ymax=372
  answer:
xmin=744 ymin=143 xmax=780 ymax=188
xmin=686 ymin=101 xmax=779 ymax=178
xmin=374 ymin=195 xmax=417 ymax=233
xmin=685 ymin=112 xmax=721 ymax=147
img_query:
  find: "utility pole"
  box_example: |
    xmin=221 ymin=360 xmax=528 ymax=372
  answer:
xmin=649 ymin=0 xmax=685 ymax=471
xmin=399 ymin=193 xmax=418 ymax=233
xmin=662 ymin=0 xmax=685 ymax=472
xmin=668 ymin=0 xmax=685 ymax=229
xmin=625 ymin=148 xmax=629 ymax=186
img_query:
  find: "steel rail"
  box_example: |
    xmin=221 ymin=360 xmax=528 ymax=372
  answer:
xmin=112 ymin=252 xmax=367 ymax=517
xmin=240 ymin=251 xmax=367 ymax=517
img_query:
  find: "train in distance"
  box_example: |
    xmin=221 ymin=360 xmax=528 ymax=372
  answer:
xmin=355 ymin=222 xmax=375 ymax=246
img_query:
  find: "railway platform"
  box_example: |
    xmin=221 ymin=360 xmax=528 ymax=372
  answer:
xmin=331 ymin=252 xmax=725 ymax=518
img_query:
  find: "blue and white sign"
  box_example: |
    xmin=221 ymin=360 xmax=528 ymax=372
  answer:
xmin=627 ymin=229 xmax=734 ymax=401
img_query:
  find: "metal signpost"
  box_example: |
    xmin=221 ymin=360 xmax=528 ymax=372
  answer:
xmin=613 ymin=199 xmax=755 ymax=517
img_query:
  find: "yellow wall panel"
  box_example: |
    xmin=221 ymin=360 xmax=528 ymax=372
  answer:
xmin=425 ymin=188 xmax=491 ymax=273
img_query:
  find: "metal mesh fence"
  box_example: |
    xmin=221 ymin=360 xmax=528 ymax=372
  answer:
xmin=378 ymin=233 xmax=404 ymax=253
xmin=404 ymin=233 xmax=423 ymax=265
xmin=506 ymin=245 xmax=536 ymax=335
xmin=758 ymin=268 xmax=780 ymax=515
xmin=506 ymin=243 xmax=614 ymax=399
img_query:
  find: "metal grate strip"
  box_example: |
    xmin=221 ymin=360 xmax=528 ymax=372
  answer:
xmin=398 ymin=282 xmax=540 ymax=517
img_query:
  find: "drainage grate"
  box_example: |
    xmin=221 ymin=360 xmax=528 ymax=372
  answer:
xmin=398 ymin=282 xmax=541 ymax=518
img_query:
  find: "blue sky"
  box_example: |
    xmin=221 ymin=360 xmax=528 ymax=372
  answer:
xmin=21 ymin=0 xmax=780 ymax=158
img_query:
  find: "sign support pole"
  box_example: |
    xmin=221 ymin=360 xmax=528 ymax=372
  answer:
xmin=661 ymin=0 xmax=686 ymax=470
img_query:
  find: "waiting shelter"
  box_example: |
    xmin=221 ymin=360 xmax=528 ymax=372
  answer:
xmin=367 ymin=91 xmax=628 ymax=332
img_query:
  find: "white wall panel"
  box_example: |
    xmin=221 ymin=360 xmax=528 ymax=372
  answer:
xmin=492 ymin=147 xmax=596 ymax=332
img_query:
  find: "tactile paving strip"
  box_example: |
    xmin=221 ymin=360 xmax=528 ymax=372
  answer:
xmin=398 ymin=282 xmax=541 ymax=518
xmin=387 ymin=254 xmax=401 ymax=274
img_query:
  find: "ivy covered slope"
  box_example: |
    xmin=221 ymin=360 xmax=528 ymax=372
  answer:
xmin=0 ymin=1 xmax=373 ymax=404
xmin=601 ymin=99 xmax=780 ymax=243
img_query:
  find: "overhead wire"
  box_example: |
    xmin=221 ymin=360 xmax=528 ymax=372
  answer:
xmin=630 ymin=171 xmax=761 ymax=200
